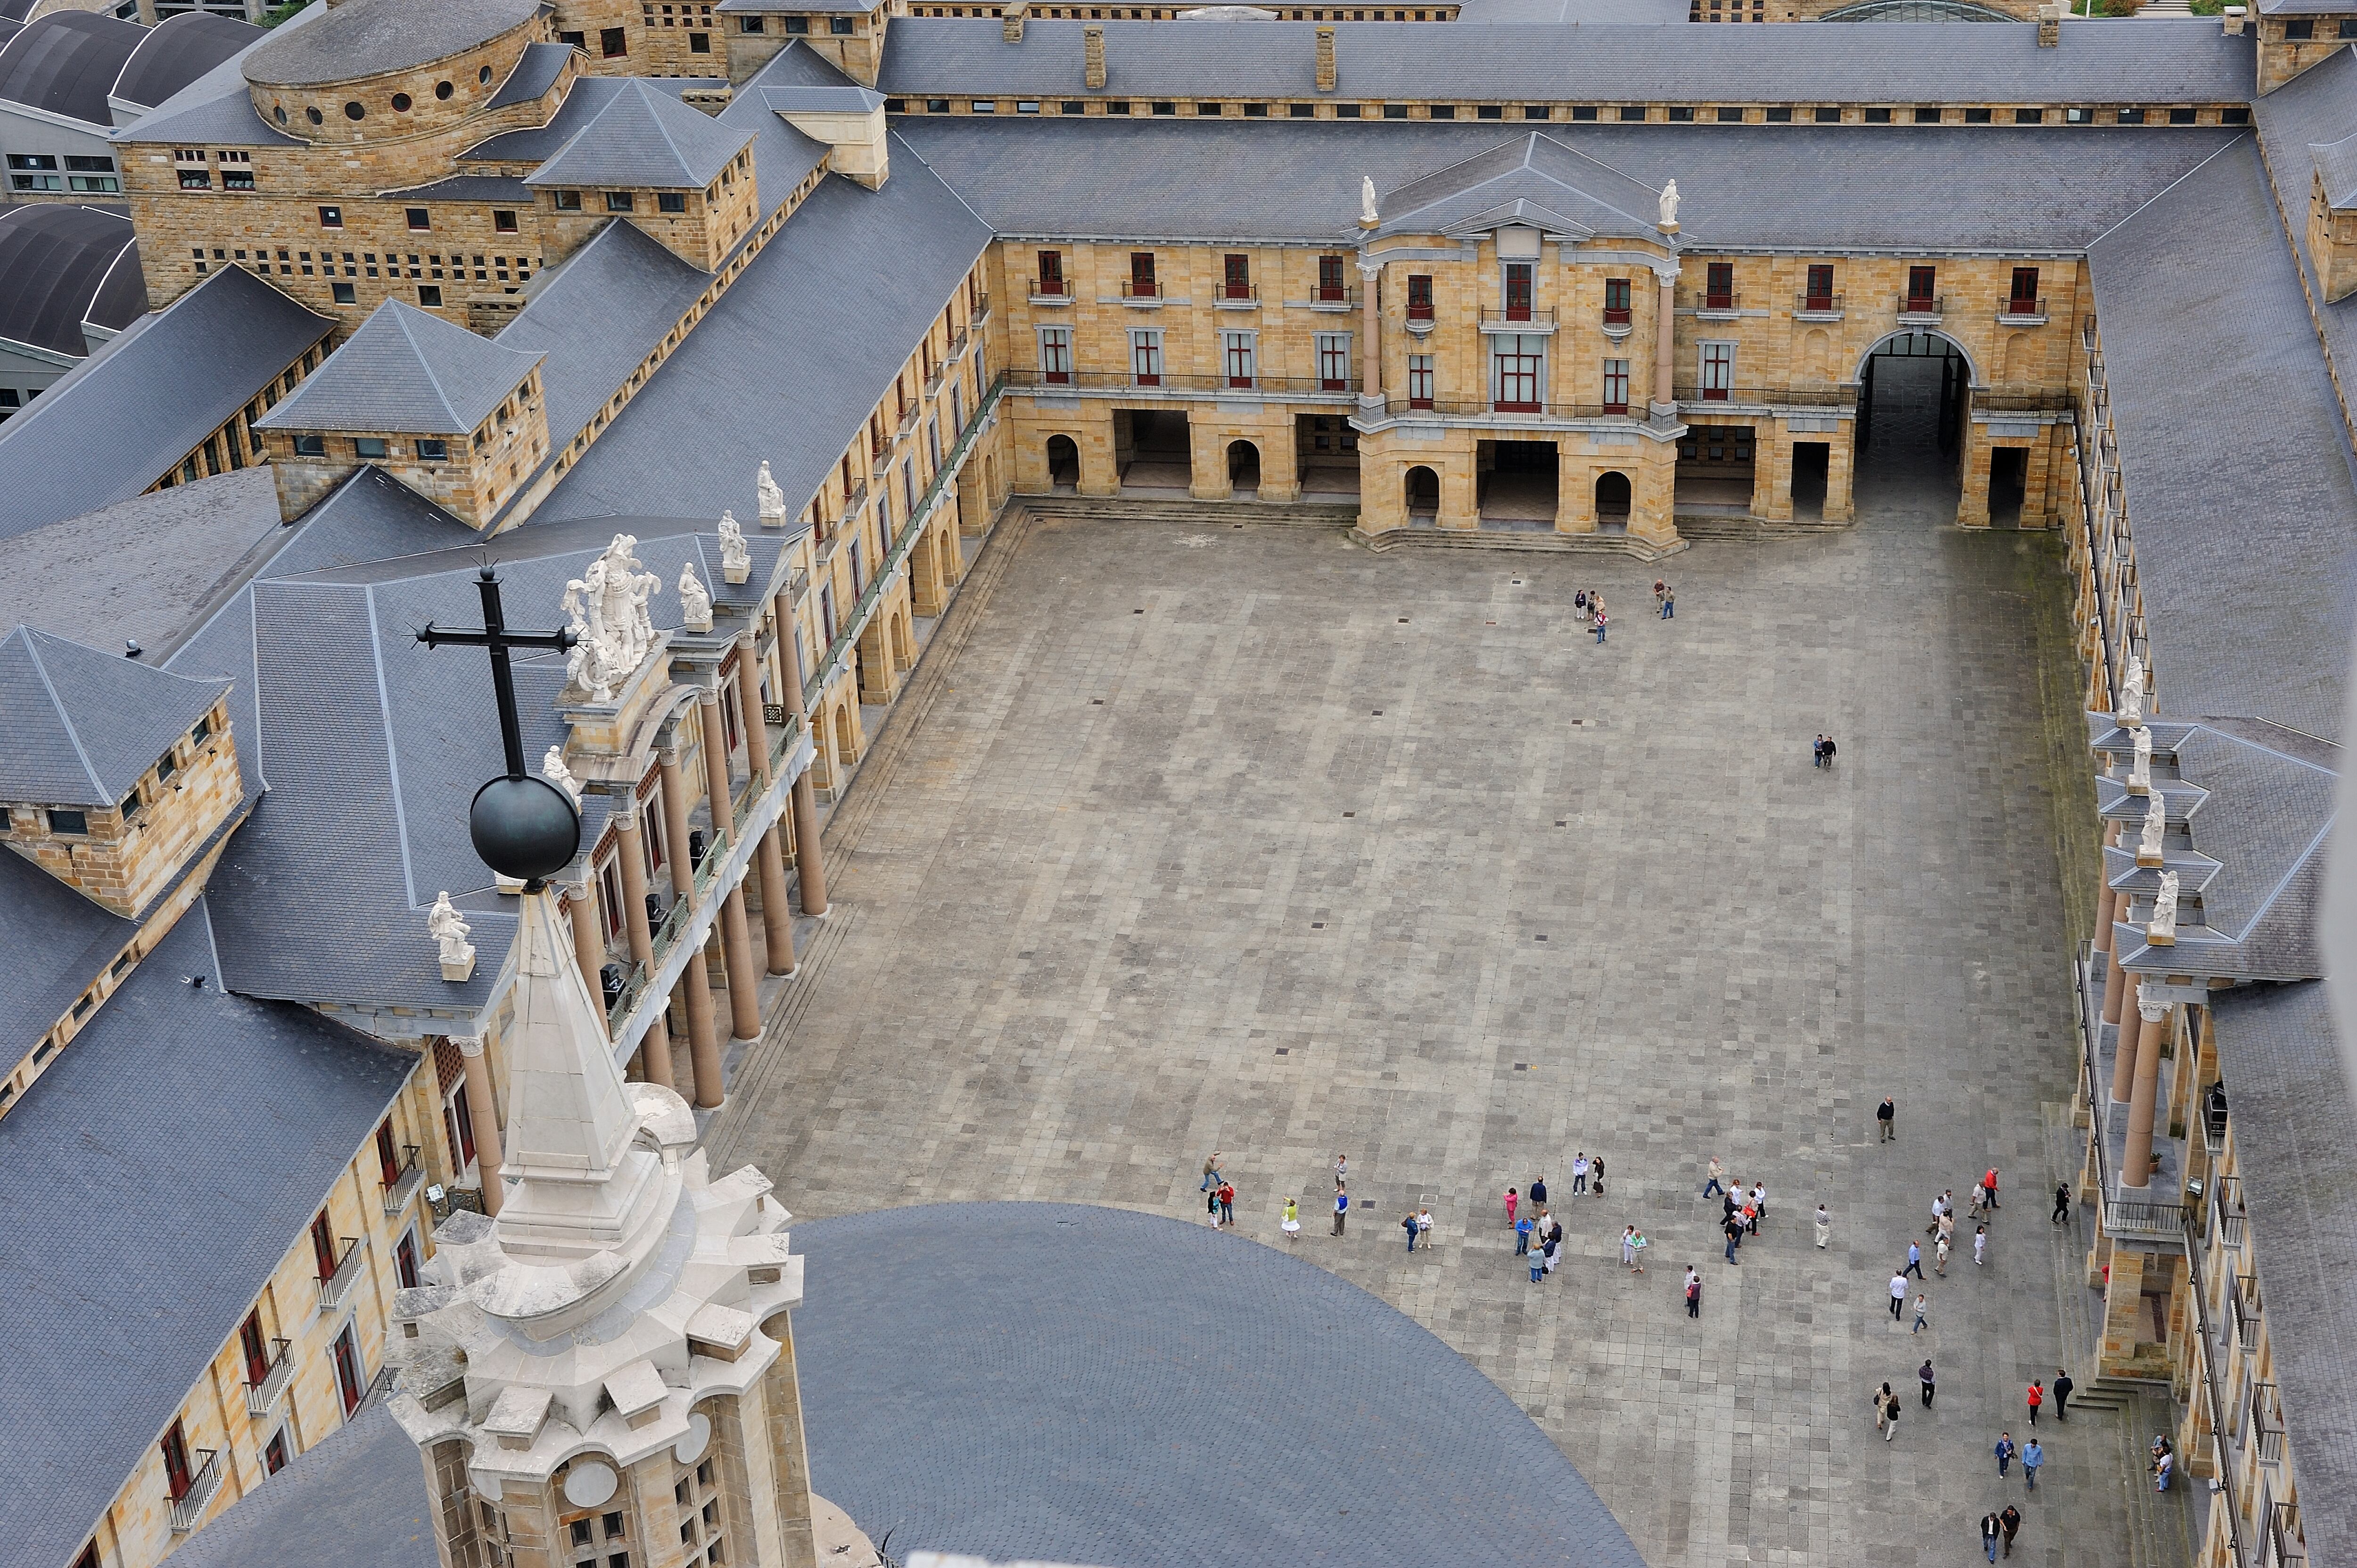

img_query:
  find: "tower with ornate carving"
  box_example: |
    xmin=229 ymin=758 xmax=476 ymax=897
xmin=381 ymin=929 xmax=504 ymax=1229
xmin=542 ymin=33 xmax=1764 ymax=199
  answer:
xmin=389 ymin=573 xmax=817 ymax=1568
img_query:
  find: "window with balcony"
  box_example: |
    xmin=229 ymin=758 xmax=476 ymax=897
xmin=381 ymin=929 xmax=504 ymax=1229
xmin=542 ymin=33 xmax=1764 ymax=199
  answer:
xmin=332 ymin=1324 xmax=363 ymax=1414
xmin=1602 ymin=359 xmax=1629 ymax=414
xmin=1407 ymin=273 xmax=1433 ymax=321
xmin=161 ymin=1421 xmax=194 ymax=1501
xmin=1699 ymin=341 xmax=1734 ymax=400
xmin=1128 ymin=252 xmax=1157 ymax=299
xmin=1705 ymin=262 xmax=1734 ymax=311
xmin=1037 ymin=327 xmax=1071 ymax=383
xmin=1317 ymin=253 xmax=1346 ymax=302
xmin=263 ymin=1431 xmax=288 ymax=1475
xmin=1805 ymin=263 xmax=1835 ymax=312
xmin=1492 ymin=335 xmax=1543 ymax=411
xmin=1316 ymin=332 xmax=1350 ymax=390
xmin=1222 ymin=331 xmax=1256 ymax=388
xmin=1503 ymin=262 xmax=1534 ymax=322
xmin=240 ymin=1312 xmax=270 ymax=1386
xmin=1603 ymin=277 xmax=1631 ymax=325
xmin=309 ymin=1211 xmax=337 ymax=1280
xmin=2009 ymin=266 xmax=2040 ymax=312
xmin=1905 ymin=265 xmax=1937 ymax=311
xmin=1130 ymin=328 xmax=1162 ymax=386
xmin=396 ymin=1228 xmax=420 ymax=1290
xmin=1222 ymin=253 xmax=1251 ymax=299
xmin=1408 ymin=353 xmax=1434 ymax=409
xmin=1035 ymin=250 xmax=1063 ymax=296
xmin=376 ymin=1119 xmax=400 ymax=1185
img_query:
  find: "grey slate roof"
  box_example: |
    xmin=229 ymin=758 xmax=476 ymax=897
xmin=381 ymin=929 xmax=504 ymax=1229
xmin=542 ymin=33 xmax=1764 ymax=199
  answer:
xmin=536 ymin=133 xmax=989 ymax=526
xmin=0 ymin=263 xmax=333 ymax=539
xmin=488 ymin=38 xmax=575 ymax=110
xmin=0 ymin=844 xmax=131 ymax=1062
xmin=106 ymin=9 xmax=303 ymax=149
xmin=460 ymin=74 xmax=722 ymax=164
xmin=735 ymin=36 xmax=862 ymax=87
xmin=2313 ymin=131 xmax=2357 ymax=208
xmin=0 ymin=626 xmax=228 ymax=807
xmin=0 ymin=203 xmax=136 ymax=357
xmin=791 ymin=1203 xmax=1647 ymax=1565
xmin=1373 ymin=130 xmax=1665 ymax=240
xmin=1459 ymin=0 xmax=1694 ymax=20
xmin=2250 ymin=46 xmax=2357 ymax=473
xmin=523 ymin=78 xmax=757 ymax=191
xmin=2207 ymin=981 xmax=2357 ymax=1568
xmin=110 ymin=10 xmax=263 ymax=111
xmin=0 ymin=9 xmax=142 ymax=126
xmin=241 ymin=0 xmax=540 ymax=88
xmin=0 ymin=899 xmax=418 ymax=1568
xmin=897 ymin=117 xmax=2240 ymax=251
xmin=0 ymin=468 xmax=286 ymax=665
xmin=877 ymin=16 xmax=2256 ymax=103
xmin=2086 ymin=137 xmax=2357 ymax=744
xmin=758 ymin=83 xmax=886 ymax=113
xmin=255 ymin=299 xmax=542 ymax=437
xmin=165 ymin=1400 xmax=437 ymax=1568
xmin=378 ymin=172 xmax=534 ymax=203
xmin=495 ymin=215 xmax=712 ymax=447
xmin=713 ymin=45 xmax=834 ymax=217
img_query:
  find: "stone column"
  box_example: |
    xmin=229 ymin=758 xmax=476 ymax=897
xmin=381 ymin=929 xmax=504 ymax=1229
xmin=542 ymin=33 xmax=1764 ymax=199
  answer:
xmin=2120 ymin=985 xmax=2172 ymax=1185
xmin=736 ymin=640 xmax=797 ymax=975
xmin=702 ymin=691 xmax=763 ymax=1043
xmin=659 ymin=744 xmax=722 ymax=1107
xmin=773 ymin=587 xmax=829 ymax=918
xmin=1356 ymin=258 xmax=1384 ymax=409
xmin=2093 ymin=821 xmax=2121 ymax=954
xmin=455 ymin=1033 xmax=503 ymax=1218
xmin=569 ymin=880 xmax=608 ymax=1035
xmin=2101 ymin=942 xmax=2129 ymax=1027
xmin=1956 ymin=413 xmax=1993 ymax=528
xmin=1754 ymin=422 xmax=1795 ymax=522
xmin=1821 ymin=429 xmax=1855 ymax=524
xmin=1650 ymin=266 xmax=1680 ymax=418
xmin=612 ymin=810 xmax=675 ymax=1090
xmin=2110 ymin=969 xmax=2145 ymax=1105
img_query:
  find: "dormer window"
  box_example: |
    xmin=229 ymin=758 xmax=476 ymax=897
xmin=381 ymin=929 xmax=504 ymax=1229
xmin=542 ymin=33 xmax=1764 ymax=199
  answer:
xmin=555 ymin=191 xmax=582 ymax=211
xmin=355 ymin=437 xmax=388 ymax=459
xmin=747 ymin=14 xmax=772 ymax=29
xmin=293 ymin=435 xmax=325 ymax=457
xmin=830 ymin=15 xmax=854 ymax=31
xmin=659 ymin=192 xmax=686 ymax=213
xmin=47 ymin=809 xmax=86 ymax=836
xmin=605 ymin=191 xmax=635 ymax=212
xmin=156 ymin=750 xmax=177 ymax=784
xmin=191 ymin=716 xmax=211 ymax=746
xmin=418 ymin=438 xmax=448 ymax=461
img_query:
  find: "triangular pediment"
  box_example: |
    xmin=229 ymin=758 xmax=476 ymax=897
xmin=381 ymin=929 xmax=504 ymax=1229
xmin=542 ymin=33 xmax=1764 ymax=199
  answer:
xmin=1365 ymin=132 xmax=1670 ymax=244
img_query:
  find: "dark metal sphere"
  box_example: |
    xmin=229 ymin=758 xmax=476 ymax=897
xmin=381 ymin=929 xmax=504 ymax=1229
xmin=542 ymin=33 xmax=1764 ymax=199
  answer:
xmin=469 ymin=774 xmax=580 ymax=885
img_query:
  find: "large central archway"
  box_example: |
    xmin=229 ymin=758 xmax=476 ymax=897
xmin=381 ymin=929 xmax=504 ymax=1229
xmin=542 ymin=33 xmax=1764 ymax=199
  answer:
xmin=1852 ymin=329 xmax=1973 ymax=517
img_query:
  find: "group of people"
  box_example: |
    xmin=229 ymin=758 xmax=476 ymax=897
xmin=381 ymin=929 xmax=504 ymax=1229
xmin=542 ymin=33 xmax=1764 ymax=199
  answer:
xmin=1569 ymin=582 xmax=1680 ymax=647
xmin=1813 ymin=733 xmax=1840 ymax=769
xmin=1702 ymin=1158 xmax=1773 ymax=1267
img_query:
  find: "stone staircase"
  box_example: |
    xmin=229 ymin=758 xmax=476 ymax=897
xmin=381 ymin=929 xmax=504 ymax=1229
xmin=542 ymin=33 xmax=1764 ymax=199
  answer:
xmin=1673 ymin=512 xmax=1854 ymax=542
xmin=1014 ymin=494 xmax=1360 ymax=529
xmin=2067 ymin=1373 xmax=2171 ymax=1416
xmin=1351 ymin=523 xmax=1689 ymax=560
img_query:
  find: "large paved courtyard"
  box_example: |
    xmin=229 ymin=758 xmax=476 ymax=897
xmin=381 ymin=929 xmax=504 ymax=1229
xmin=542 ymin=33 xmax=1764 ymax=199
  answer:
xmin=708 ymin=402 xmax=2184 ymax=1566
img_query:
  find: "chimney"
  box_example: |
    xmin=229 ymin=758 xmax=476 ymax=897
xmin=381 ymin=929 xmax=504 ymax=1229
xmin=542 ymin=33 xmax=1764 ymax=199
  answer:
xmin=2222 ymin=4 xmax=2246 ymax=31
xmin=1316 ymin=25 xmax=1337 ymax=91
xmin=1003 ymin=2 xmax=1025 ymax=41
xmin=1085 ymin=24 xmax=1106 ymax=88
xmin=2036 ymin=2 xmax=2060 ymax=46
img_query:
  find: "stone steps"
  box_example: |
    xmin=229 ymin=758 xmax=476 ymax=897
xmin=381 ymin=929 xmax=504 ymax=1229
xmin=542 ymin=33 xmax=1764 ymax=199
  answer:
xmin=1674 ymin=513 xmax=1854 ymax=542
xmin=1015 ymin=494 xmax=1360 ymax=529
xmin=2065 ymin=1374 xmax=2171 ymax=1415
xmin=1351 ymin=525 xmax=1689 ymax=561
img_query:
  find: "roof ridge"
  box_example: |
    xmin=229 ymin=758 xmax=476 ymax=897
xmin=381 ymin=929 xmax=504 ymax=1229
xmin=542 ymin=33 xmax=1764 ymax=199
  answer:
xmin=391 ymin=306 xmax=467 ymax=432
xmin=632 ymin=79 xmax=695 ymax=179
xmin=16 ymin=629 xmax=107 ymax=799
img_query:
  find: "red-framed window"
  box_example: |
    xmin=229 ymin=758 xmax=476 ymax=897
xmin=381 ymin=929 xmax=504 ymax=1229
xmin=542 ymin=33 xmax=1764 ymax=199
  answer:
xmin=375 ymin=1119 xmax=399 ymax=1186
xmin=1699 ymin=341 xmax=1735 ymax=401
xmin=1603 ymin=277 xmax=1631 ymax=325
xmin=1222 ymin=253 xmax=1250 ymax=299
xmin=1317 ymin=253 xmax=1345 ymax=302
xmin=239 ymin=1311 xmax=270 ymax=1386
xmin=1316 ymin=333 xmax=1349 ymax=391
xmin=1222 ymin=332 xmax=1255 ymax=388
xmin=263 ymin=1432 xmax=289 ymax=1475
xmin=161 ymin=1422 xmax=194 ymax=1501
xmin=1130 ymin=330 xmax=1161 ymax=386
xmin=1805 ymin=263 xmax=1834 ymax=312
xmin=1602 ymin=359 xmax=1629 ymax=415
xmin=396 ymin=1230 xmax=420 ymax=1290
xmin=1035 ymin=250 xmax=1063 ymax=295
xmin=447 ymin=1083 xmax=477 ymax=1169
xmin=1503 ymin=263 xmax=1534 ymax=321
xmin=332 ymin=1325 xmax=363 ymax=1414
xmin=1493 ymin=335 xmax=1543 ymax=411
xmin=1906 ymin=264 xmax=1937 ymax=309
xmin=1407 ymin=354 xmax=1434 ymax=410
xmin=1407 ymin=273 xmax=1434 ymax=322
xmin=309 ymin=1212 xmax=338 ymax=1281
xmin=600 ymin=859 xmax=625 ymax=938
xmin=2010 ymin=266 xmax=2040 ymax=310
xmin=1128 ymin=251 xmax=1156 ymax=298
xmin=1038 ymin=326 xmax=1071 ymax=384
xmin=1705 ymin=262 xmax=1734 ymax=311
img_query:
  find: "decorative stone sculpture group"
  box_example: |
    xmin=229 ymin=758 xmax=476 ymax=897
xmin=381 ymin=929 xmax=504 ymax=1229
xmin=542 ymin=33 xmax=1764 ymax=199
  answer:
xmin=2117 ymin=653 xmax=2146 ymax=728
xmin=429 ymin=890 xmax=476 ymax=981
xmin=718 ymin=511 xmax=751 ymax=584
xmin=2126 ymin=725 xmax=2152 ymax=796
xmin=679 ymin=560 xmax=714 ymax=632
xmin=561 ymin=534 xmax=663 ymax=703
xmin=757 ymin=460 xmax=788 ymax=527
xmin=2137 ymin=791 xmax=2167 ymax=865
xmin=2147 ymin=869 xmax=2180 ymax=946
xmin=542 ymin=745 xmax=582 ymax=805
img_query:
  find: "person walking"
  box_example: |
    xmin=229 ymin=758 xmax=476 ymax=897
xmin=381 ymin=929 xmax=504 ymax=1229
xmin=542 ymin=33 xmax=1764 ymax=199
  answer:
xmin=1217 ymin=1182 xmax=1235 ymax=1228
xmin=1980 ymin=1512 xmax=2003 ymax=1564
xmin=1529 ymin=1246 xmax=1546 ymax=1284
xmin=1516 ymin=1213 xmax=1533 ymax=1256
xmin=2052 ymin=1182 xmax=2072 ymax=1224
xmin=1911 ymin=1292 xmax=1930 ymax=1334
xmin=2025 ymin=1379 xmax=2044 ymax=1426
xmin=1403 ymin=1210 xmax=1420 ymax=1252
xmin=1994 ymin=1432 xmax=2015 ymax=1478
xmin=2052 ymin=1369 xmax=2074 ymax=1422
xmin=1504 ymin=1186 xmax=1519 ymax=1228
xmin=1877 ymin=1096 xmax=1895 ymax=1141
xmin=1936 ymin=1232 xmax=1951 ymax=1275
xmin=1661 ymin=583 xmax=1675 ymax=619
xmin=1813 ymin=734 xmax=1829 ymax=769
xmin=1928 ymin=1190 xmax=1950 ymax=1237
xmin=1653 ymin=579 xmax=1666 ymax=613
xmin=1904 ymin=1240 xmax=1924 ymax=1279
xmin=1202 ymin=1152 xmax=1223 ymax=1214
xmin=1889 ymin=1270 xmax=1908 ymax=1321
xmin=1724 ymin=1212 xmax=1744 ymax=1264
xmin=1740 ymin=1195 xmax=1759 ymax=1240
xmin=1749 ymin=1181 xmax=1766 ymax=1224
xmin=1975 ymin=1224 xmax=1989 ymax=1267
xmin=1919 ymin=1358 xmax=1936 ymax=1408
xmin=1820 ymin=735 xmax=1837 ymax=768
xmin=1702 ymin=1157 xmax=1725 ymax=1199
xmin=1628 ymin=1227 xmax=1647 ymax=1272
xmin=1334 ymin=1153 xmax=1348 ymax=1189
xmin=1572 ymin=1152 xmax=1591 ymax=1194
xmin=1970 ymin=1180 xmax=1989 ymax=1221
xmin=1591 ymin=1155 xmax=1606 ymax=1197
xmin=1984 ymin=1168 xmax=2001 ymax=1211
xmin=1281 ymin=1196 xmax=1301 ymax=1241
xmin=1881 ymin=1387 xmax=1899 ymax=1442
xmin=1999 ymin=1506 xmax=2022 ymax=1558
xmin=1814 ymin=1203 xmax=1830 ymax=1248
xmin=1871 ymin=1382 xmax=1892 ymax=1436
xmin=1332 ymin=1186 xmax=1348 ymax=1236
xmin=1529 ymin=1174 xmax=1548 ymax=1206
xmin=1541 ymin=1225 xmax=1560 ymax=1277
xmin=1621 ymin=1225 xmax=1639 ymax=1269
xmin=1685 ymin=1266 xmax=1702 ymax=1318
xmin=2022 ymin=1437 xmax=2044 ymax=1492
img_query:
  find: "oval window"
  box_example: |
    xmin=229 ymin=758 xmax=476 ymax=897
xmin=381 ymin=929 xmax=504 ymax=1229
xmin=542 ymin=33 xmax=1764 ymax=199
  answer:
xmin=306 ymin=106 xmax=323 ymax=125
xmin=435 ymin=80 xmax=454 ymax=99
xmin=344 ymin=100 xmax=365 ymax=120
xmin=478 ymin=65 xmax=494 ymax=84
xmin=273 ymin=105 xmax=288 ymax=124
xmin=391 ymin=91 xmax=412 ymax=111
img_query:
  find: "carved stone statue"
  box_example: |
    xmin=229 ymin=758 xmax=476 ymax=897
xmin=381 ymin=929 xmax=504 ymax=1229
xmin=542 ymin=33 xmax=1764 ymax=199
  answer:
xmin=428 ymin=890 xmax=476 ymax=981
xmin=542 ymin=745 xmax=582 ymax=805
xmin=718 ymin=511 xmax=751 ymax=584
xmin=560 ymin=534 xmax=663 ymax=703
xmin=2127 ymin=725 xmax=2152 ymax=795
xmin=2137 ymin=793 xmax=2167 ymax=864
xmin=2147 ymin=869 xmax=2180 ymax=946
xmin=1360 ymin=175 xmax=1378 ymax=227
xmin=2117 ymin=652 xmax=2145 ymax=728
xmin=679 ymin=560 xmax=713 ymax=632
xmin=1658 ymin=179 xmax=1680 ymax=229
xmin=756 ymin=460 xmax=787 ymax=528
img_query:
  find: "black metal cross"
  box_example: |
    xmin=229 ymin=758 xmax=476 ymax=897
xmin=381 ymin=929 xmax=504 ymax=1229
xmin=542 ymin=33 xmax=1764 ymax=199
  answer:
xmin=416 ymin=566 xmax=577 ymax=780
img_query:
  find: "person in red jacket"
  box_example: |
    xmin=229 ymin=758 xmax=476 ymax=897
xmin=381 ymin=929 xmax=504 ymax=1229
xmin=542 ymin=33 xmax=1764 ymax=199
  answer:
xmin=2026 ymin=1379 xmax=2045 ymax=1426
xmin=1984 ymin=1169 xmax=2001 ymax=1210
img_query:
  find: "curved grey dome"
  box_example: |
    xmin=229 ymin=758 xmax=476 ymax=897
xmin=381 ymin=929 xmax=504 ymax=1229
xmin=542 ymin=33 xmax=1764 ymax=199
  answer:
xmin=112 ymin=10 xmax=264 ymax=111
xmin=242 ymin=0 xmax=539 ymax=89
xmin=0 ymin=10 xmax=143 ymax=127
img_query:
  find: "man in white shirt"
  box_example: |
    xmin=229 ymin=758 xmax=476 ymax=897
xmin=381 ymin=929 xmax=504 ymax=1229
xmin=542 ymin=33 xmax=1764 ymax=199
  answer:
xmin=1572 ymin=1152 xmax=1591 ymax=1194
xmin=1889 ymin=1270 xmax=1909 ymax=1321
